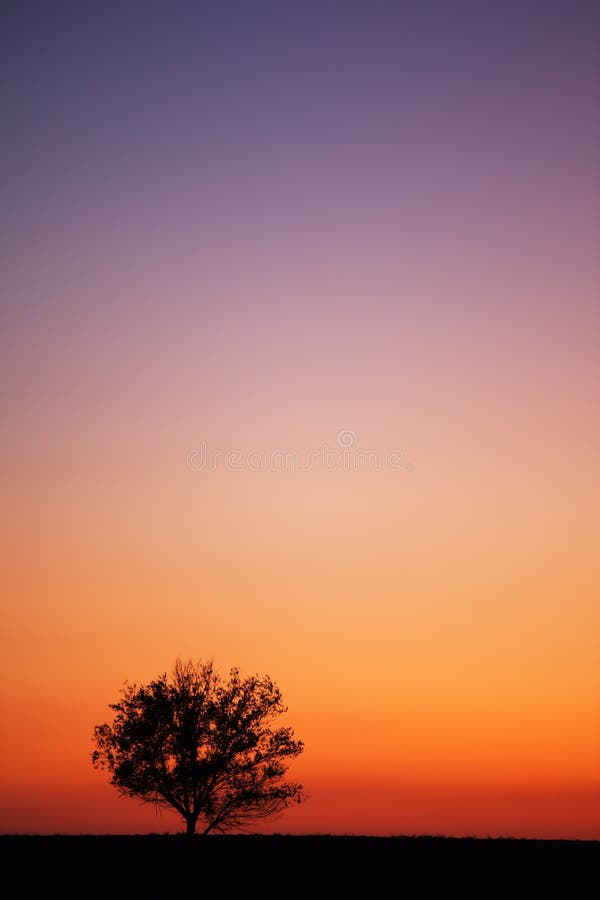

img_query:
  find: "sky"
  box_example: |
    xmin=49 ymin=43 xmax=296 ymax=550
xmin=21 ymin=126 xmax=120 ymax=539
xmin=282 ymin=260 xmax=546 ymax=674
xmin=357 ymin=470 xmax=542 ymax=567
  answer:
xmin=1 ymin=1 xmax=599 ymax=838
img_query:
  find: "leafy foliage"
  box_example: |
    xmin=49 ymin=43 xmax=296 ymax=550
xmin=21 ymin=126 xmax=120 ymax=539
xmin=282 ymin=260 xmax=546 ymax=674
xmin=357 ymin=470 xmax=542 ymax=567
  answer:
xmin=92 ymin=660 xmax=305 ymax=835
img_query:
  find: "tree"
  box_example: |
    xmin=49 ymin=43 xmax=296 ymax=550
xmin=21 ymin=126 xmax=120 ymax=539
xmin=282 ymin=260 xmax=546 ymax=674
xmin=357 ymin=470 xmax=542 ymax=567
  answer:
xmin=92 ymin=660 xmax=305 ymax=836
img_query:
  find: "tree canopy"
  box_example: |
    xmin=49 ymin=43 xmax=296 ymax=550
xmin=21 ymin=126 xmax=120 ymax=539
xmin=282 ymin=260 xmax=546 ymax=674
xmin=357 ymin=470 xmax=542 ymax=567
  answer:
xmin=92 ymin=660 xmax=305 ymax=836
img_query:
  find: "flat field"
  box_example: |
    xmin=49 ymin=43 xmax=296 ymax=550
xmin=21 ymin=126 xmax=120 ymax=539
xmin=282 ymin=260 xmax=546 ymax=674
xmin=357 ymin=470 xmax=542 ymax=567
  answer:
xmin=1 ymin=834 xmax=597 ymax=899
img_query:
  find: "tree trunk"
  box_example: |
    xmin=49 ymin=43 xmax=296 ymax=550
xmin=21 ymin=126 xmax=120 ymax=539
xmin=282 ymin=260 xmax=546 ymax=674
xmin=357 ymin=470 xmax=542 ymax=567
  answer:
xmin=185 ymin=815 xmax=197 ymax=838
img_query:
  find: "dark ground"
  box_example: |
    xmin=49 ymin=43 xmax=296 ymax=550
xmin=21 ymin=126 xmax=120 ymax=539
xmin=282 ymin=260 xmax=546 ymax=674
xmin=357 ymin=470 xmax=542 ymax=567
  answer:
xmin=1 ymin=835 xmax=598 ymax=899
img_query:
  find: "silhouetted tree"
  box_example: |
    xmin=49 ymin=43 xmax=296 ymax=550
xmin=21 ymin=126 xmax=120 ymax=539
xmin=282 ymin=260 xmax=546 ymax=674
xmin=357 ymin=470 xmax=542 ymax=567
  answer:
xmin=92 ymin=660 xmax=305 ymax=836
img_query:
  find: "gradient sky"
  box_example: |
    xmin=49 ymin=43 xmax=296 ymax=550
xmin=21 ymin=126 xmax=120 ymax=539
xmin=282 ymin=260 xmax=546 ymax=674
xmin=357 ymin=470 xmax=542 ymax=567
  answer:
xmin=1 ymin=1 xmax=599 ymax=838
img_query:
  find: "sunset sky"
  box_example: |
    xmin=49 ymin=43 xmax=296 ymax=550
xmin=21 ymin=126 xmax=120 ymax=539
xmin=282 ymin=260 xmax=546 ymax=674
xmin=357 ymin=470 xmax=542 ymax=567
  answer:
xmin=1 ymin=2 xmax=599 ymax=838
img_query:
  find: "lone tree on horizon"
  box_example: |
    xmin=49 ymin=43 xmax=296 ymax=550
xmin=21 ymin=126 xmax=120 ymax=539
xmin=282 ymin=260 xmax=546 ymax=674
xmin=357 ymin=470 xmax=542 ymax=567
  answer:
xmin=92 ymin=660 xmax=305 ymax=836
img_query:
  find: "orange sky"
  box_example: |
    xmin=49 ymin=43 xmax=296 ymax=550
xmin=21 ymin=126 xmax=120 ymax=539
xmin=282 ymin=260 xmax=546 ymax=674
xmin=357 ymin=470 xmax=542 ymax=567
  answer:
xmin=2 ymin=412 xmax=599 ymax=835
